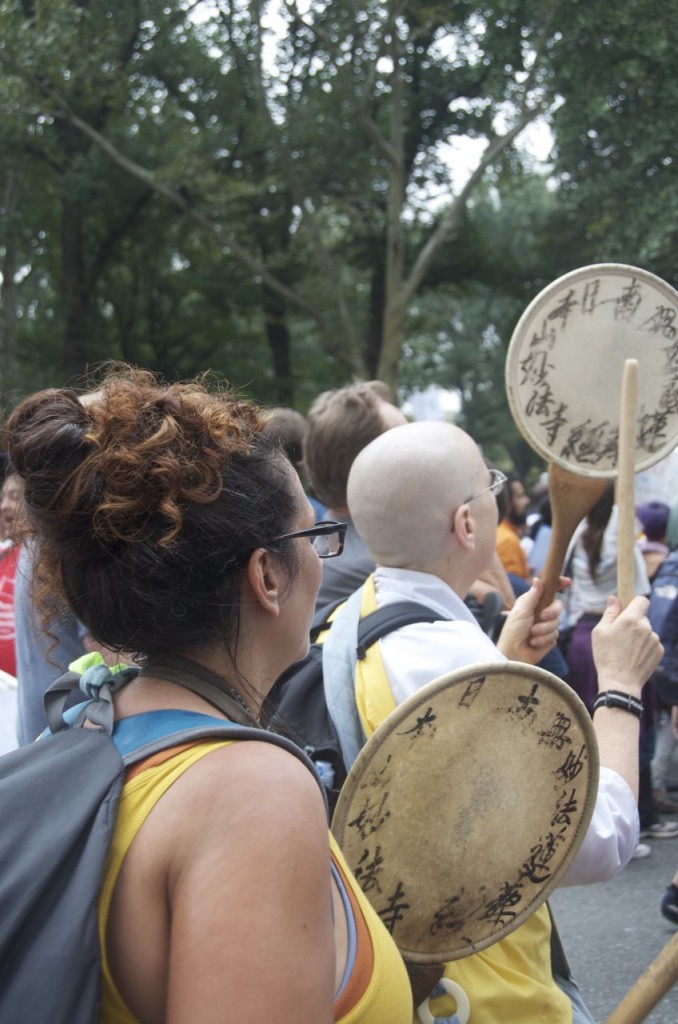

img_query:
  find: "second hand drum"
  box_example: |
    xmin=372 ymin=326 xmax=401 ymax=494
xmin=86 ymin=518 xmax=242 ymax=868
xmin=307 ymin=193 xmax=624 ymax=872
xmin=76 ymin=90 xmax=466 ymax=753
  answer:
xmin=504 ymin=263 xmax=678 ymax=607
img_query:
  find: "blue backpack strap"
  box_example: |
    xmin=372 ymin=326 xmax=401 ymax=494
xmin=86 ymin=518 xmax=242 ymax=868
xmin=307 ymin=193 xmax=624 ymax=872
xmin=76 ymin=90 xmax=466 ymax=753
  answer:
xmin=112 ymin=710 xmax=237 ymax=759
xmin=46 ymin=661 xmax=329 ymax=813
xmin=112 ymin=709 xmax=330 ymax=815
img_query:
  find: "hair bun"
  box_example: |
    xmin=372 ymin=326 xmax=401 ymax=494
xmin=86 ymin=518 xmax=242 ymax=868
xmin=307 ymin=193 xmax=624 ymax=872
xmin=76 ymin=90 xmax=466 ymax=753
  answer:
xmin=6 ymin=389 xmax=93 ymax=502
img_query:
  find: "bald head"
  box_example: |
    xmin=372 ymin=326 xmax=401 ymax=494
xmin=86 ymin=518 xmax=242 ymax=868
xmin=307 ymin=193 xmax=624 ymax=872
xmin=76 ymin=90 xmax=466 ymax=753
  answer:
xmin=347 ymin=422 xmax=486 ymax=570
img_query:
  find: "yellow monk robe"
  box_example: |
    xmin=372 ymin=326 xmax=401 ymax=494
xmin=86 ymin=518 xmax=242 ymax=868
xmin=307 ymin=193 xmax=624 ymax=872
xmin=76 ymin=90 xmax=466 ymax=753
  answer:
xmin=354 ymin=575 xmax=571 ymax=1024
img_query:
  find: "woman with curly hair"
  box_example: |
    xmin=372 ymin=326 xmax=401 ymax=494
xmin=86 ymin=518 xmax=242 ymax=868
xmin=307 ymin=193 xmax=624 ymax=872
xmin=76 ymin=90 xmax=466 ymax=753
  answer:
xmin=5 ymin=366 xmax=412 ymax=1024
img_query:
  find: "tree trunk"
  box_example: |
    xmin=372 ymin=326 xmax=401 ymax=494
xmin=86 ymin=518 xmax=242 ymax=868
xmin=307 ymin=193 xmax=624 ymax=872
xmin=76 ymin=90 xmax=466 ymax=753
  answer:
xmin=262 ymin=285 xmax=294 ymax=406
xmin=366 ymin=262 xmax=386 ymax=378
xmin=378 ymin=23 xmax=406 ymax=391
xmin=0 ymin=171 xmax=19 ymax=413
xmin=60 ymin=197 xmax=92 ymax=385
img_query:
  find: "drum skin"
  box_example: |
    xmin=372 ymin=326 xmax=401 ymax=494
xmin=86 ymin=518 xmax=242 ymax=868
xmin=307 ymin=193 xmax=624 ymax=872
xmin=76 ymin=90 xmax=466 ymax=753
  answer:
xmin=332 ymin=662 xmax=599 ymax=965
xmin=505 ymin=263 xmax=678 ymax=478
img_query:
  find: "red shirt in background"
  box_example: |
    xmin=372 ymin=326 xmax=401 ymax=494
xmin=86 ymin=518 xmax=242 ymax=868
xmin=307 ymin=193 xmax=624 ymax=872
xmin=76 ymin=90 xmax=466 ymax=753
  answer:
xmin=0 ymin=544 xmax=19 ymax=677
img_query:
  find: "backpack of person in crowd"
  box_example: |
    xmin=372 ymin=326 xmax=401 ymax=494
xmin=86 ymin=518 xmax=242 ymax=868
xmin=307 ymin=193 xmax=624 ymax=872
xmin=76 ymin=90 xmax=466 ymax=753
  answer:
xmin=267 ymin=590 xmax=505 ymax=812
xmin=0 ymin=657 xmax=322 ymax=1024
xmin=648 ymin=549 xmax=678 ymax=705
xmin=266 ymin=600 xmax=459 ymax=811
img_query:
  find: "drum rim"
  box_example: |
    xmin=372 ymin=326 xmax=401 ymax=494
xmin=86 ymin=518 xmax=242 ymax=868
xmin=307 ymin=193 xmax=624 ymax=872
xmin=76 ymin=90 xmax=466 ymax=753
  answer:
xmin=332 ymin=661 xmax=600 ymax=963
xmin=505 ymin=262 xmax=678 ymax=478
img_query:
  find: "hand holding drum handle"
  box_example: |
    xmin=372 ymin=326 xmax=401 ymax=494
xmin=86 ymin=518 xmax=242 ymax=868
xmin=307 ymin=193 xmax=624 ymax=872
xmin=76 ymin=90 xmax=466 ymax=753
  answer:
xmin=616 ymin=359 xmax=638 ymax=610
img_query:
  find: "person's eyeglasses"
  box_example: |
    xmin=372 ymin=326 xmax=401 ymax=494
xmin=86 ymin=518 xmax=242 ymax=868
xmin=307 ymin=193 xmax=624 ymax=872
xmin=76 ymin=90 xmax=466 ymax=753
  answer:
xmin=268 ymin=520 xmax=347 ymax=559
xmin=451 ymin=469 xmax=508 ymax=533
xmin=465 ymin=468 xmax=508 ymax=506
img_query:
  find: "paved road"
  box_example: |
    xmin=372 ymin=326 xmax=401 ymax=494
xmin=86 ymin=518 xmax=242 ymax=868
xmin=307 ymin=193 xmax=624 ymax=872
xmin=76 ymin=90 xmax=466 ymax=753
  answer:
xmin=551 ymin=815 xmax=678 ymax=1023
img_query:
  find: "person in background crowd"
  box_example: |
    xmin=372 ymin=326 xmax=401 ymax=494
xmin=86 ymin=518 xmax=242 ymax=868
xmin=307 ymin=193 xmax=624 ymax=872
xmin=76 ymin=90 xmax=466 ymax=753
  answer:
xmin=651 ymin=499 xmax=678 ymax=811
xmin=304 ymin=382 xmax=406 ymax=610
xmin=14 ymin=542 xmax=97 ymax=745
xmin=636 ymin=500 xmax=670 ymax=583
xmin=0 ymin=456 xmax=16 ymax=548
xmin=496 ymin=475 xmax=569 ymax=681
xmin=0 ymin=473 xmax=24 ymax=678
xmin=656 ymin=568 xmax=678 ymax=919
xmin=667 ymin=503 xmax=678 ymax=554
xmin=496 ymin=472 xmax=531 ymax=582
xmin=262 ymin=406 xmax=327 ymax=521
xmin=565 ymin=484 xmax=674 ymax=856
xmin=523 ymin=494 xmax=553 ymax=575
xmin=565 ymin=486 xmax=649 ymax=711
xmin=661 ymin=857 xmax=678 ymax=925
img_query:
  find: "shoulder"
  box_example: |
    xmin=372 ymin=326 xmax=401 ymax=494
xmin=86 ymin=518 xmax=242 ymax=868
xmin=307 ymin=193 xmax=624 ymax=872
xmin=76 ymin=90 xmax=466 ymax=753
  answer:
xmin=381 ymin=617 xmax=502 ymax=703
xmin=183 ymin=738 xmax=324 ymax=815
xmin=155 ymin=739 xmax=329 ymax=866
xmin=410 ymin=616 xmax=499 ymax=655
xmin=653 ymin=550 xmax=678 ymax=582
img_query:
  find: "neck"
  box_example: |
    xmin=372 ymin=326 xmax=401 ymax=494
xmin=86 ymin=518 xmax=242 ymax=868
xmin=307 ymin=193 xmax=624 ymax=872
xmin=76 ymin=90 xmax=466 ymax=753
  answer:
xmin=113 ymin=652 xmax=262 ymax=728
xmin=144 ymin=654 xmax=260 ymax=723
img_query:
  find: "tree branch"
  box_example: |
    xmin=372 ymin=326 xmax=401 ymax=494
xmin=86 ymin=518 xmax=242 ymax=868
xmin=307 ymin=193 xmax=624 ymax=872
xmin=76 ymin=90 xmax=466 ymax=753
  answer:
xmin=402 ymin=104 xmax=546 ymax=307
xmin=246 ymin=7 xmax=364 ymax=373
xmin=0 ymin=51 xmax=330 ymax=334
xmin=89 ymin=188 xmax=154 ymax=289
xmin=355 ymin=0 xmax=408 ymax=168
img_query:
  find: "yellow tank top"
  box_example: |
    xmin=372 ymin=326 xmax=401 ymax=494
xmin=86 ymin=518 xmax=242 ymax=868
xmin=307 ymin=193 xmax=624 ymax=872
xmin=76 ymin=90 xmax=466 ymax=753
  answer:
xmin=97 ymin=737 xmax=411 ymax=1024
xmin=354 ymin=576 xmax=572 ymax=1024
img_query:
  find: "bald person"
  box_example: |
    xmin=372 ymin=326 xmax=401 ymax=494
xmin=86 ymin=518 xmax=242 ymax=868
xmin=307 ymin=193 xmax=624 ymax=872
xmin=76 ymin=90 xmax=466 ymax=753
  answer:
xmin=325 ymin=421 xmax=662 ymax=1024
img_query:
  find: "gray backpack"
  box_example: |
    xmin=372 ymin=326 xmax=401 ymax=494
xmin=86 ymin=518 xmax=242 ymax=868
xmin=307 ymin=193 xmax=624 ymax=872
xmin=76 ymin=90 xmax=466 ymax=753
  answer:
xmin=0 ymin=658 xmax=322 ymax=1024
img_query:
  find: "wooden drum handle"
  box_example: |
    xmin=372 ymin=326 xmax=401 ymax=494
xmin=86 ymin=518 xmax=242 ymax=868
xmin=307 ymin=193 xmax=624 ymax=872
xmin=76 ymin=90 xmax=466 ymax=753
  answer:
xmin=605 ymin=932 xmax=678 ymax=1024
xmin=536 ymin=464 xmax=607 ymax=616
xmin=616 ymin=359 xmax=639 ymax=610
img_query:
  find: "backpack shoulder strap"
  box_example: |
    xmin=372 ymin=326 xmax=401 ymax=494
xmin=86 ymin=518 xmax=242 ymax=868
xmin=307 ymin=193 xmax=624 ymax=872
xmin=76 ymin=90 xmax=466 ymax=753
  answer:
xmin=113 ymin=710 xmax=329 ymax=814
xmin=310 ymin=598 xmax=347 ymax=643
xmin=356 ymin=600 xmax=445 ymax=658
xmin=323 ymin=590 xmax=447 ymax=772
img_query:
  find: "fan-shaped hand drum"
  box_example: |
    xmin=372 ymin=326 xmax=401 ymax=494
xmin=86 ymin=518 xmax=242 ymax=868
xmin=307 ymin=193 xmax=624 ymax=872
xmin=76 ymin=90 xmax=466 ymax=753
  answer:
xmin=506 ymin=263 xmax=678 ymax=476
xmin=505 ymin=264 xmax=678 ymax=609
xmin=331 ymin=661 xmax=598 ymax=964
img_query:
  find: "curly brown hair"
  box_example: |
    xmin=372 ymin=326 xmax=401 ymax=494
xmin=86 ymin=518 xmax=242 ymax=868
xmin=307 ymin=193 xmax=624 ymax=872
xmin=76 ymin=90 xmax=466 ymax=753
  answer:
xmin=6 ymin=365 xmax=301 ymax=660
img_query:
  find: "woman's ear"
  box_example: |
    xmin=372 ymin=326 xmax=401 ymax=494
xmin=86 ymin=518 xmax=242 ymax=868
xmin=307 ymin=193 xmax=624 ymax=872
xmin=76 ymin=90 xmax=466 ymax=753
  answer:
xmin=246 ymin=548 xmax=283 ymax=616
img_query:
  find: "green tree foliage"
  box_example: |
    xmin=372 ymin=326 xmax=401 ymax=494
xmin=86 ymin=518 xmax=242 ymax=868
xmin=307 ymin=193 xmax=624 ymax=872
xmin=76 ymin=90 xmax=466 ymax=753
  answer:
xmin=0 ymin=0 xmax=674 ymax=466
xmin=549 ymin=0 xmax=678 ymax=283
xmin=0 ymin=0 xmax=558 ymax=405
xmin=400 ymin=172 xmax=581 ymax=475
